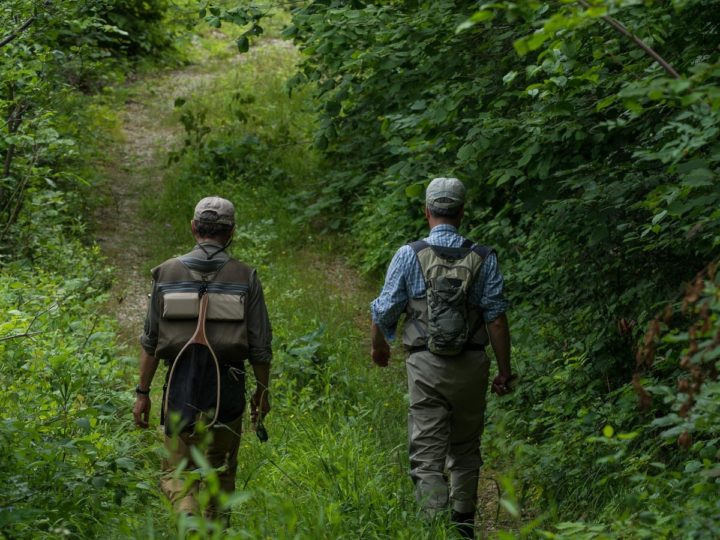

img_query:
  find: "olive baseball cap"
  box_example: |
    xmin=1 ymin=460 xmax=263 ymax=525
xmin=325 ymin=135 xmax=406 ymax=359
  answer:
xmin=193 ymin=196 xmax=235 ymax=226
xmin=426 ymin=177 xmax=466 ymax=210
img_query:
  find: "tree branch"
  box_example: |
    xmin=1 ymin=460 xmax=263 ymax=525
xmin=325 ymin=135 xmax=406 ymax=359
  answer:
xmin=0 ymin=15 xmax=36 ymax=49
xmin=577 ymin=0 xmax=680 ymax=79
xmin=0 ymin=330 xmax=45 ymax=343
xmin=0 ymin=302 xmax=57 ymax=342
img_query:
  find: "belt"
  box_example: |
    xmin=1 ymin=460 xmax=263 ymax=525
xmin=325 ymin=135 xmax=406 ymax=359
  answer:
xmin=406 ymin=343 xmax=486 ymax=355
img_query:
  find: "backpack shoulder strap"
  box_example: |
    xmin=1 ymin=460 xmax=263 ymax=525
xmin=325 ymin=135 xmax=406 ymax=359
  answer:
xmin=470 ymin=244 xmax=495 ymax=260
xmin=408 ymin=240 xmax=430 ymax=277
xmin=409 ymin=240 xmax=430 ymax=254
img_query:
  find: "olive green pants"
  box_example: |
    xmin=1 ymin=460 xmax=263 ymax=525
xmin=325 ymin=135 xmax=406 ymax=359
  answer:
xmin=406 ymin=350 xmax=490 ymax=516
xmin=160 ymin=414 xmax=244 ymax=519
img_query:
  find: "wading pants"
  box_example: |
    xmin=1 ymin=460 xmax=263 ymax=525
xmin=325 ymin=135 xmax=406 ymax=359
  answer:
xmin=160 ymin=414 xmax=244 ymax=520
xmin=406 ymin=349 xmax=490 ymax=516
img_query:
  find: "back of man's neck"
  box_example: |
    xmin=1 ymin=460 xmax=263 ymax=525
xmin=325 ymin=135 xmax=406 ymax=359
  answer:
xmin=428 ymin=219 xmax=461 ymax=230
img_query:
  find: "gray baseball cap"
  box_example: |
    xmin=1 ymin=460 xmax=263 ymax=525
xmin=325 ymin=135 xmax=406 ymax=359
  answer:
xmin=426 ymin=177 xmax=466 ymax=210
xmin=193 ymin=196 xmax=235 ymax=226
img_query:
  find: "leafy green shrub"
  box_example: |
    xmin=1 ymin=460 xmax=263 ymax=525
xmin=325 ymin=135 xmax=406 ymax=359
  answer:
xmin=0 ymin=0 xmax=178 ymax=259
xmin=287 ymin=0 xmax=720 ymax=534
xmin=0 ymin=243 xmax=165 ymax=537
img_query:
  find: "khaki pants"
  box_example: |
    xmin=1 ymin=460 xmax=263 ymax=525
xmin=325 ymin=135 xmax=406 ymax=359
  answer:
xmin=406 ymin=350 xmax=490 ymax=516
xmin=161 ymin=414 xmax=244 ymax=519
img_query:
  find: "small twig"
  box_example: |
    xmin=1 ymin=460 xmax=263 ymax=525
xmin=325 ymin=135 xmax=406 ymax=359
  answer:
xmin=0 ymin=143 xmax=39 ymax=240
xmin=0 ymin=15 xmax=36 ymax=49
xmin=0 ymin=301 xmax=58 ymax=342
xmin=25 ymin=301 xmax=56 ymax=329
xmin=577 ymin=0 xmax=680 ymax=79
xmin=78 ymin=316 xmax=99 ymax=353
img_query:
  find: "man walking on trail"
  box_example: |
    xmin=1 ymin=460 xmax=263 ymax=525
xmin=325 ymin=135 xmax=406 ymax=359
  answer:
xmin=370 ymin=177 xmax=513 ymax=538
xmin=132 ymin=196 xmax=272 ymax=521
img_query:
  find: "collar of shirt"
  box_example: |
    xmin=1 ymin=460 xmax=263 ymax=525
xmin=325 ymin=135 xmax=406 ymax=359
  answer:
xmin=196 ymin=240 xmax=224 ymax=248
xmin=191 ymin=240 xmax=230 ymax=261
xmin=425 ymin=223 xmax=463 ymax=246
xmin=428 ymin=223 xmax=458 ymax=236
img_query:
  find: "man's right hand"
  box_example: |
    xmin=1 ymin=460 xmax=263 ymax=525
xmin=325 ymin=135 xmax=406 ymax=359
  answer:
xmin=251 ymin=387 xmax=271 ymax=424
xmin=491 ymin=373 xmax=516 ymax=396
xmin=371 ymin=342 xmax=390 ymax=367
xmin=133 ymin=395 xmax=151 ymax=428
xmin=370 ymin=322 xmax=391 ymax=367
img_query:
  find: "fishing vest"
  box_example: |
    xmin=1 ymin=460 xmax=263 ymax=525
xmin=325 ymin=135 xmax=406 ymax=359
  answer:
xmin=152 ymin=256 xmax=253 ymax=363
xmin=403 ymin=240 xmax=493 ymax=355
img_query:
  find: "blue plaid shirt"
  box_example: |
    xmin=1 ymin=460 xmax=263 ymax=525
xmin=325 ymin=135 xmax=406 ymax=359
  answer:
xmin=371 ymin=224 xmax=508 ymax=340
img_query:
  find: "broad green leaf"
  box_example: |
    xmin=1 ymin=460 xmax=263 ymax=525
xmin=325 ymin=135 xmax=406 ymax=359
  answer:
xmin=681 ymin=168 xmax=715 ymax=188
xmin=405 ymin=183 xmax=424 ymax=197
xmin=115 ymin=457 xmax=135 ymax=470
xmin=237 ymin=36 xmax=250 ymax=53
xmin=503 ymin=70 xmax=518 ymax=84
xmin=75 ymin=417 xmax=91 ymax=432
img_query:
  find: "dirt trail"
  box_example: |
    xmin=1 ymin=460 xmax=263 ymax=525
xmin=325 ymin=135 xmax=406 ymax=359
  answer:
xmin=95 ymin=63 xmax=235 ymax=349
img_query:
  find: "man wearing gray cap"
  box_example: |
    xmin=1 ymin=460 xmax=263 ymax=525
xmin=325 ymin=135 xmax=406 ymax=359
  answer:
xmin=370 ymin=178 xmax=513 ymax=538
xmin=133 ymin=196 xmax=272 ymax=521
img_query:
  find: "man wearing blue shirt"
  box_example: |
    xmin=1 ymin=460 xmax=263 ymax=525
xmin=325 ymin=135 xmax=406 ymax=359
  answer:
xmin=370 ymin=177 xmax=513 ymax=538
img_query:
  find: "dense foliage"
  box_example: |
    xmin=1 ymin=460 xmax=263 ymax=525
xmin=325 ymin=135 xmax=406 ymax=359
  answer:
xmin=0 ymin=0 xmax=176 ymax=259
xmin=287 ymin=0 xmax=720 ymax=536
xmin=0 ymin=245 xmax=161 ymax=536
xmin=3 ymin=0 xmax=720 ymax=537
xmin=0 ymin=1 xmax=177 ymax=536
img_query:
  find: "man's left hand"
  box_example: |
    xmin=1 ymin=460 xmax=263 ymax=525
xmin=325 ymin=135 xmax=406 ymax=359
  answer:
xmin=251 ymin=387 xmax=270 ymax=424
xmin=491 ymin=373 xmax=516 ymax=396
xmin=133 ymin=395 xmax=151 ymax=428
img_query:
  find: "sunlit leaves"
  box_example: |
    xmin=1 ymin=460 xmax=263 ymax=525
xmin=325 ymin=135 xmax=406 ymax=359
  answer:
xmin=199 ymin=2 xmax=265 ymax=53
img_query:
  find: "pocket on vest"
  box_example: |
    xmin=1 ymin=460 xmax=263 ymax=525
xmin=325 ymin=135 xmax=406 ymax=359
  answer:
xmin=208 ymin=293 xmax=245 ymax=321
xmin=162 ymin=292 xmax=198 ymax=319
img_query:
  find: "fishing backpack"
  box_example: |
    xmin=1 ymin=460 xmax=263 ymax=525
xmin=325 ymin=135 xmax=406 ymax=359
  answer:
xmin=409 ymin=239 xmax=492 ymax=356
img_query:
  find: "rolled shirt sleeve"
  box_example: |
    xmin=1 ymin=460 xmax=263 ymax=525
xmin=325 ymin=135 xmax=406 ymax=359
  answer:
xmin=245 ymin=270 xmax=273 ymax=365
xmin=471 ymin=252 xmax=509 ymax=322
xmin=370 ymin=246 xmax=414 ymax=341
xmin=139 ymin=276 xmax=160 ymax=356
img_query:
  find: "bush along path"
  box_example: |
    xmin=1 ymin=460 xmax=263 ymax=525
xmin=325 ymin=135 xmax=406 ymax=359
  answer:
xmin=89 ymin=35 xmax=522 ymax=539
